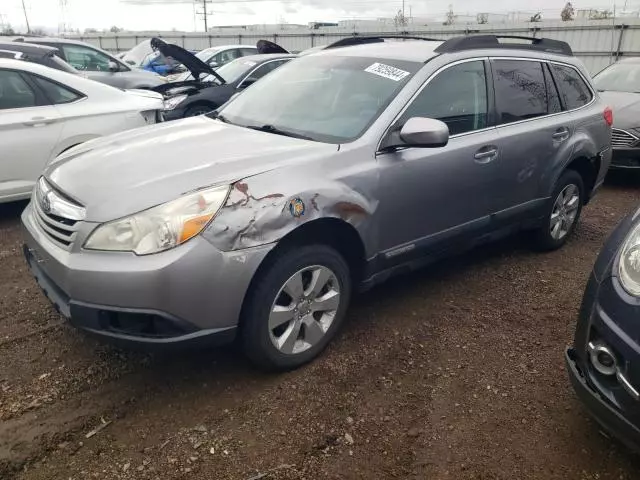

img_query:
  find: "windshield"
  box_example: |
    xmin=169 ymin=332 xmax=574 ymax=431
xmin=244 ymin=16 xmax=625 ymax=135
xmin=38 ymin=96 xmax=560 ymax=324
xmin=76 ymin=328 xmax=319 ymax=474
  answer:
xmin=215 ymin=58 xmax=257 ymax=83
xmin=216 ymin=55 xmax=421 ymax=143
xmin=195 ymin=47 xmax=221 ymax=63
xmin=594 ymin=62 xmax=640 ymax=93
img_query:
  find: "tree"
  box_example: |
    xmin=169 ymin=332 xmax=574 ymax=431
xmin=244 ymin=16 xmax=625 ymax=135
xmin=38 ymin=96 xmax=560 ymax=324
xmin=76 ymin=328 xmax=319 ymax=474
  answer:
xmin=561 ymin=2 xmax=575 ymax=21
xmin=477 ymin=13 xmax=489 ymax=24
xmin=530 ymin=12 xmax=543 ymax=22
xmin=1 ymin=24 xmax=15 ymax=35
xmin=84 ymin=27 xmax=97 ymax=33
xmin=109 ymin=25 xmax=122 ymax=33
xmin=393 ymin=9 xmax=408 ymax=28
xmin=30 ymin=27 xmax=46 ymax=36
xmin=444 ymin=4 xmax=455 ymax=26
xmin=589 ymin=9 xmax=613 ymax=20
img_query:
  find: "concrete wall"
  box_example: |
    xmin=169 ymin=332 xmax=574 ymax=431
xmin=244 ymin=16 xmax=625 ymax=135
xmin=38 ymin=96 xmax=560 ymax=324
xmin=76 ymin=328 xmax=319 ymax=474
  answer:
xmin=68 ymin=19 xmax=640 ymax=74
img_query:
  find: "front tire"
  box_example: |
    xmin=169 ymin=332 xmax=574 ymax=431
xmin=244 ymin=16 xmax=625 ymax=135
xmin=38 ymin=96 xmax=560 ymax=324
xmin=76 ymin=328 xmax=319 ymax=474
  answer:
xmin=533 ymin=169 xmax=584 ymax=251
xmin=185 ymin=105 xmax=215 ymax=117
xmin=241 ymin=245 xmax=352 ymax=371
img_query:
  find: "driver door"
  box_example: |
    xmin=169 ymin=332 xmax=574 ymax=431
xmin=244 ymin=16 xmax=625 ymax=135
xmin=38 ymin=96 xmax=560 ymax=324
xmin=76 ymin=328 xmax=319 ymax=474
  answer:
xmin=376 ymin=59 xmax=501 ymax=259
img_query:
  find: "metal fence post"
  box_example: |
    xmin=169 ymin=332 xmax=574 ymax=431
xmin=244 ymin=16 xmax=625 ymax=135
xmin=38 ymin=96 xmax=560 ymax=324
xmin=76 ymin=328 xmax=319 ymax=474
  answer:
xmin=615 ymin=24 xmax=628 ymax=61
xmin=114 ymin=35 xmax=119 ymax=52
xmin=98 ymin=36 xmax=103 ymax=48
xmin=208 ymin=35 xmax=212 ymax=47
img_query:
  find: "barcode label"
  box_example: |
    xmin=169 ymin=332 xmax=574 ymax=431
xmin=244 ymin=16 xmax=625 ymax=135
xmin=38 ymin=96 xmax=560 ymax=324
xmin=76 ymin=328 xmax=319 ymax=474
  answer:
xmin=364 ymin=62 xmax=410 ymax=82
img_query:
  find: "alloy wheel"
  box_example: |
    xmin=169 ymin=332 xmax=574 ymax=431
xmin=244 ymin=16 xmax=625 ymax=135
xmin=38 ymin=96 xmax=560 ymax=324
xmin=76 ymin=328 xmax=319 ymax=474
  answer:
xmin=268 ymin=265 xmax=341 ymax=355
xmin=550 ymin=184 xmax=580 ymax=240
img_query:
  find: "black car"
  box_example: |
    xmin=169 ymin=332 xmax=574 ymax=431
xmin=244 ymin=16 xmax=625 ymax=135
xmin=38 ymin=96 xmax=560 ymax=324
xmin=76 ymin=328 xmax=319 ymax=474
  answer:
xmin=0 ymin=41 xmax=78 ymax=74
xmin=151 ymin=38 xmax=295 ymax=120
xmin=566 ymin=207 xmax=640 ymax=451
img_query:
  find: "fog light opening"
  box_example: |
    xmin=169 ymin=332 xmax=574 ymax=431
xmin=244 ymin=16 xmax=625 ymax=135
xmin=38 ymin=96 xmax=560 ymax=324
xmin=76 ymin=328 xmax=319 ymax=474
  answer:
xmin=588 ymin=341 xmax=617 ymax=376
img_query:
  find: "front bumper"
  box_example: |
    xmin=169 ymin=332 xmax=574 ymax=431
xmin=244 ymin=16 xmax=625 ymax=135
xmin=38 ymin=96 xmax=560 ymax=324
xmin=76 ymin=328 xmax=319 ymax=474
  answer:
xmin=567 ymin=268 xmax=640 ymax=451
xmin=565 ymin=347 xmax=640 ymax=451
xmin=610 ymin=148 xmax=640 ymax=169
xmin=22 ymin=202 xmax=273 ymax=349
xmin=161 ymin=107 xmax=188 ymax=122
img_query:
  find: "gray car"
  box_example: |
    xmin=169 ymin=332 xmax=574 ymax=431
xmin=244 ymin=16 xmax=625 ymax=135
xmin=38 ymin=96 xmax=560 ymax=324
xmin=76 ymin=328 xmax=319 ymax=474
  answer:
xmin=22 ymin=35 xmax=612 ymax=370
xmin=15 ymin=37 xmax=166 ymax=89
xmin=593 ymin=58 xmax=640 ymax=169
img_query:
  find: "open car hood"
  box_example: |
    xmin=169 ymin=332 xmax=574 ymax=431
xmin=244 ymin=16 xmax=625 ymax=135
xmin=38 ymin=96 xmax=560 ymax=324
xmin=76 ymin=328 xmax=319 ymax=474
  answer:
xmin=150 ymin=37 xmax=225 ymax=84
xmin=256 ymin=39 xmax=289 ymax=54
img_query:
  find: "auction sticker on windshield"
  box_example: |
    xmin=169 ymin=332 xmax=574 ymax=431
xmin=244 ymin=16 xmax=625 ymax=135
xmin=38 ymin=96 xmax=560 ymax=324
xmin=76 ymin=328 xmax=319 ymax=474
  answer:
xmin=364 ymin=63 xmax=410 ymax=82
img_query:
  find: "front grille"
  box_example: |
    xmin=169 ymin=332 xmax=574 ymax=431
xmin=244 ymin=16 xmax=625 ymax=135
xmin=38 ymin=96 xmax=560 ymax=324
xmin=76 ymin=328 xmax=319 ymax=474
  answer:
xmin=612 ymin=128 xmax=639 ymax=148
xmin=33 ymin=178 xmax=85 ymax=250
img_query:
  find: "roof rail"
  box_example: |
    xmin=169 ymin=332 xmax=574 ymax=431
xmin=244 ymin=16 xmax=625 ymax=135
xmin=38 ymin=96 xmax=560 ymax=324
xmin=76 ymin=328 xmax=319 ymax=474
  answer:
xmin=434 ymin=35 xmax=573 ymax=56
xmin=325 ymin=35 xmax=443 ymax=50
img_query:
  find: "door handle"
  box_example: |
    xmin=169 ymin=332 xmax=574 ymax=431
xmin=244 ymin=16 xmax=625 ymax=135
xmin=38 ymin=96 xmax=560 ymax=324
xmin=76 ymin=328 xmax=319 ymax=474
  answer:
xmin=552 ymin=128 xmax=570 ymax=142
xmin=474 ymin=146 xmax=499 ymax=164
xmin=23 ymin=117 xmax=55 ymax=127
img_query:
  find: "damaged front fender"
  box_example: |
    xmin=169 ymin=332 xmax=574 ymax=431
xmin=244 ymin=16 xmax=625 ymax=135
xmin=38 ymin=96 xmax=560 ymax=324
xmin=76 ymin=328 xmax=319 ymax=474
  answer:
xmin=204 ymin=175 xmax=377 ymax=252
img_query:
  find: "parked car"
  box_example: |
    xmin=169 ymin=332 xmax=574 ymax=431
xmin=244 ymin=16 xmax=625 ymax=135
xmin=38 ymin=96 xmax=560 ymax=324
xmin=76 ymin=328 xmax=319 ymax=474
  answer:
xmin=0 ymin=41 xmax=78 ymax=75
xmin=164 ymin=44 xmax=259 ymax=82
xmin=14 ymin=37 xmax=166 ymax=89
xmin=0 ymin=57 xmax=163 ymax=203
xmin=22 ymin=35 xmax=611 ymax=370
xmin=593 ymin=58 xmax=640 ymax=170
xmin=152 ymin=39 xmax=293 ymax=119
xmin=566 ymin=206 xmax=640 ymax=451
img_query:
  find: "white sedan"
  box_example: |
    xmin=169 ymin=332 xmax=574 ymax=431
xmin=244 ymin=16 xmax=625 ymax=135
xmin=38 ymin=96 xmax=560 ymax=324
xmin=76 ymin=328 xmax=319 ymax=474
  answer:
xmin=0 ymin=58 xmax=164 ymax=203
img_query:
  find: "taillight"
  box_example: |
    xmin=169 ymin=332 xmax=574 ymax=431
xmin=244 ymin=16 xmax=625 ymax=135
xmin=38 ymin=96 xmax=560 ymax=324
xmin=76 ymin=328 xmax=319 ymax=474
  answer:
xmin=604 ymin=107 xmax=613 ymax=127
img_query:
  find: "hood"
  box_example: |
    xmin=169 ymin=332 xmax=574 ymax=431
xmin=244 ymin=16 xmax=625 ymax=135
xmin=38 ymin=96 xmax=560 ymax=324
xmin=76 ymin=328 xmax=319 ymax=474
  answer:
xmin=150 ymin=37 xmax=225 ymax=84
xmin=599 ymin=91 xmax=640 ymax=128
xmin=45 ymin=117 xmax=337 ymax=222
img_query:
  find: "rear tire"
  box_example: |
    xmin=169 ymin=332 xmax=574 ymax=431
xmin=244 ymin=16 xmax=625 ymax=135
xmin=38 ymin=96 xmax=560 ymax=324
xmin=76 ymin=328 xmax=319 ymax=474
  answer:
xmin=533 ymin=169 xmax=584 ymax=251
xmin=241 ymin=244 xmax=352 ymax=371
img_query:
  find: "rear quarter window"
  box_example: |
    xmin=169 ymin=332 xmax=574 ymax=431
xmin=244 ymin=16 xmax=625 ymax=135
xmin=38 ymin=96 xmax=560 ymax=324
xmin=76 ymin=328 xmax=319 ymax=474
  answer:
xmin=550 ymin=64 xmax=593 ymax=110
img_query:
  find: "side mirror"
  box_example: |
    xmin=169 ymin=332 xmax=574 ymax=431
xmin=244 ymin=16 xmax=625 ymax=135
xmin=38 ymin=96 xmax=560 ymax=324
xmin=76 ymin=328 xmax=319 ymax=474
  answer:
xmin=382 ymin=117 xmax=449 ymax=150
xmin=208 ymin=61 xmax=219 ymax=69
xmin=108 ymin=60 xmax=119 ymax=72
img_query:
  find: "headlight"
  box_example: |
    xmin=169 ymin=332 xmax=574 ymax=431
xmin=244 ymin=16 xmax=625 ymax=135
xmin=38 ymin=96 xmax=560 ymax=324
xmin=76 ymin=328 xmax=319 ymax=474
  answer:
xmin=619 ymin=222 xmax=640 ymax=296
xmin=163 ymin=94 xmax=188 ymax=110
xmin=84 ymin=185 xmax=229 ymax=255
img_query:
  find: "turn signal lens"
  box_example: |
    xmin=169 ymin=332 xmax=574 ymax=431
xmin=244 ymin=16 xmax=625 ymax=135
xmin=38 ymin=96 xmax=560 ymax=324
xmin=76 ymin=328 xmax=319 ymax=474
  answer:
xmin=604 ymin=107 xmax=613 ymax=127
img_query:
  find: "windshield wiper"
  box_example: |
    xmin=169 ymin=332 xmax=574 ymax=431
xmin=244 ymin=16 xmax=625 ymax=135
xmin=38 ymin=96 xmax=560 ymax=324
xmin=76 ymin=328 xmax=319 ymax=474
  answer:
xmin=245 ymin=124 xmax=315 ymax=141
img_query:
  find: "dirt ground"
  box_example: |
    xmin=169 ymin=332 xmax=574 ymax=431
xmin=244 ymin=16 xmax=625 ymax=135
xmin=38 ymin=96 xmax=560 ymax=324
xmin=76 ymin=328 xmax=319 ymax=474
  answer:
xmin=2 ymin=177 xmax=640 ymax=480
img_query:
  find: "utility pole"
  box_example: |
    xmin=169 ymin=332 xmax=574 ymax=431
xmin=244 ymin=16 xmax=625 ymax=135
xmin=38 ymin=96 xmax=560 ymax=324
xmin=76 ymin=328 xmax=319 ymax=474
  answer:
xmin=21 ymin=0 xmax=31 ymax=34
xmin=195 ymin=0 xmax=211 ymax=32
xmin=402 ymin=0 xmax=405 ymax=20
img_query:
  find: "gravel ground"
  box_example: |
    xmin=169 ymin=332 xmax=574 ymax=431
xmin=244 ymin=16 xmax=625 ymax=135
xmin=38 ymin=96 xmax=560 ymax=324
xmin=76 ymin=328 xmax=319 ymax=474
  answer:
xmin=2 ymin=177 xmax=640 ymax=480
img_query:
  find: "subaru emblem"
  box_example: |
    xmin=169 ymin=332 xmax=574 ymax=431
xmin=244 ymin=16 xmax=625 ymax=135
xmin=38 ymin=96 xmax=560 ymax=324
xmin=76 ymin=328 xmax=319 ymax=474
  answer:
xmin=41 ymin=193 xmax=51 ymax=214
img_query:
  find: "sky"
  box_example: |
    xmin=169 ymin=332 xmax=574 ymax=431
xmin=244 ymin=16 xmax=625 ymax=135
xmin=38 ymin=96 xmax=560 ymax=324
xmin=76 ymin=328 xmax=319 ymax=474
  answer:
xmin=1 ymin=0 xmax=636 ymax=33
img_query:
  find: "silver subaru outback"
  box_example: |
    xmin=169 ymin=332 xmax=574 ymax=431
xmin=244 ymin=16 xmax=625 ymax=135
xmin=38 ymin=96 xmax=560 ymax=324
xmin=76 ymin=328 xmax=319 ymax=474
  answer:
xmin=22 ymin=35 xmax=612 ymax=370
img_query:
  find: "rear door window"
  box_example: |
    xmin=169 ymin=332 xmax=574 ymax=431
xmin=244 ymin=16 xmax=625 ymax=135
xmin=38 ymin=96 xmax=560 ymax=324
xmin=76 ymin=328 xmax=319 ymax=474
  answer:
xmin=550 ymin=64 xmax=593 ymax=110
xmin=0 ymin=70 xmax=37 ymax=110
xmin=543 ymin=63 xmax=562 ymax=114
xmin=31 ymin=75 xmax=83 ymax=104
xmin=492 ymin=60 xmax=548 ymax=124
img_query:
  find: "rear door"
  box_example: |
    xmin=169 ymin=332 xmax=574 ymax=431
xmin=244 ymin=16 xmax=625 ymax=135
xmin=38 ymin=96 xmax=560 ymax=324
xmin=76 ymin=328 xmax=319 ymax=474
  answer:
xmin=488 ymin=59 xmax=568 ymax=222
xmin=0 ymin=69 xmax=62 ymax=200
